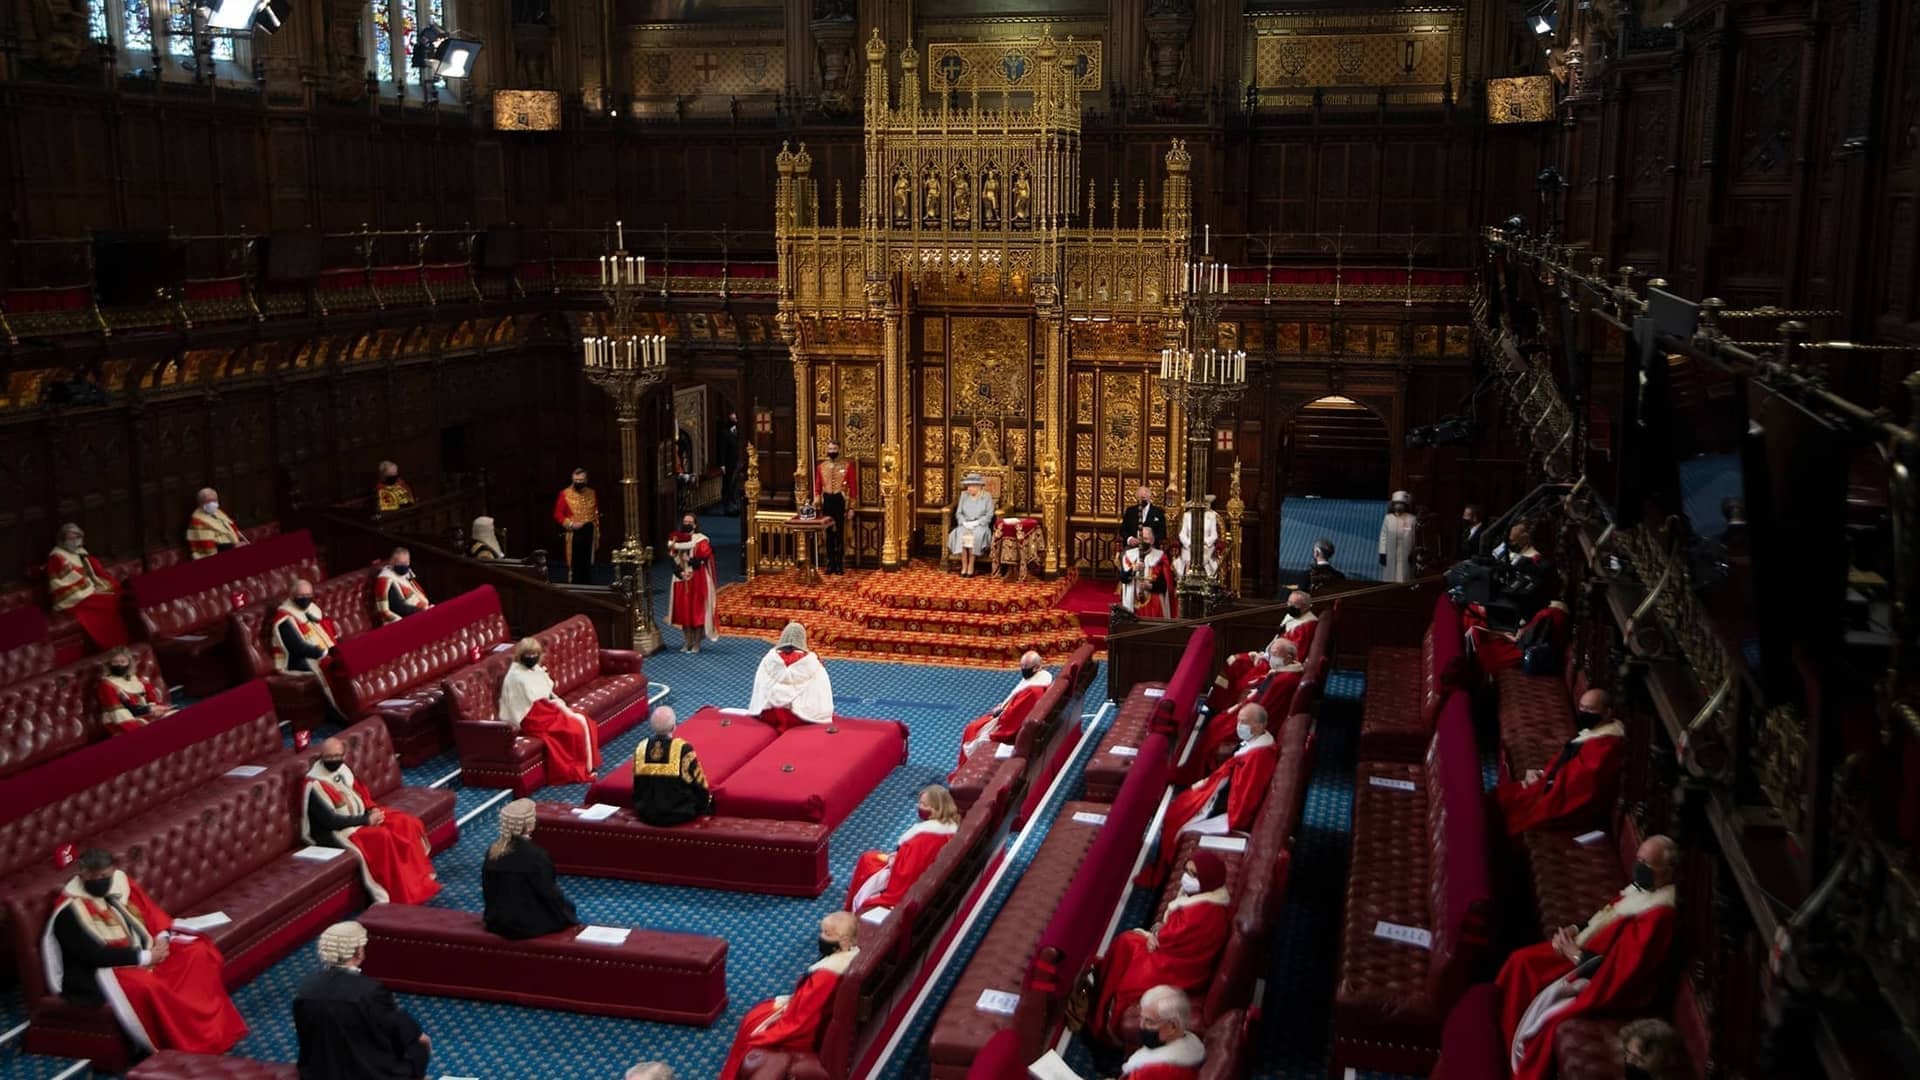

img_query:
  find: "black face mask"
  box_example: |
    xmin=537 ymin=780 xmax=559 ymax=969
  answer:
xmin=321 ymin=758 xmax=345 ymax=772
xmin=1576 ymin=709 xmax=1605 ymax=726
xmin=109 ymin=663 xmax=130 ymax=677
xmin=82 ymin=877 xmax=113 ymax=898
xmin=1138 ymin=1027 xmax=1164 ymax=1050
xmin=1290 ymin=605 xmax=1309 ymax=617
xmin=293 ymin=596 xmax=313 ymax=609
xmin=383 ymin=475 xmax=402 ymax=486
xmin=682 ymin=523 xmax=696 ymax=533
xmin=1139 ymin=498 xmax=1150 ymax=507
xmin=1632 ymin=860 xmax=1656 ymax=891
xmin=521 ymin=655 xmax=541 ymax=668
xmin=817 ymin=938 xmax=839 ymax=960
xmin=573 ymin=481 xmax=587 ymax=491
xmin=392 ymin=564 xmax=410 ymax=576
xmin=827 ymin=451 xmax=840 ymax=460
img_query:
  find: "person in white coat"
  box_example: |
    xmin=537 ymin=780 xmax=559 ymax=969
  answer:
xmin=1378 ymin=490 xmax=1416 ymax=583
xmin=1172 ymin=494 xmax=1223 ymax=582
xmin=748 ymin=622 xmax=835 ymax=732
xmin=947 ymin=474 xmax=996 ymax=578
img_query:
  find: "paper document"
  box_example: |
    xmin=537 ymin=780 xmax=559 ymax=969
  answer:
xmin=1028 ymin=1050 xmax=1083 ymax=1080
xmin=223 ymin=765 xmax=266 ymax=779
xmin=994 ymin=743 xmax=1016 ymax=759
xmin=1373 ymin=921 xmax=1433 ymax=949
xmin=1574 ymin=830 xmax=1607 ymax=846
xmin=1198 ymin=835 xmax=1248 ymax=853
xmin=571 ymin=804 xmax=619 ymax=822
xmin=859 ymin=907 xmax=890 ymax=925
xmin=293 ymin=846 xmax=345 ymax=861
xmin=975 ymin=988 xmax=1020 ymax=1016
xmin=172 ymin=634 xmax=208 ymax=643
xmin=490 ymin=642 xmax=515 ymax=653
xmin=174 ymin=912 xmax=231 ymax=932
xmin=1108 ymin=745 xmax=1139 ymax=758
xmin=376 ymin=699 xmax=415 ymax=709
xmin=720 ymin=707 xmax=757 ymax=716
xmin=1368 ymin=775 xmax=1417 ymax=792
xmin=1070 ymin=811 xmax=1108 ymax=827
xmin=575 ymin=926 xmax=631 ymax=946
xmin=1141 ymin=687 xmax=1166 ymax=699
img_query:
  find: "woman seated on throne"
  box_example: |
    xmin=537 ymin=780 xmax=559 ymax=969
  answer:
xmin=947 ymin=473 xmax=996 ymax=578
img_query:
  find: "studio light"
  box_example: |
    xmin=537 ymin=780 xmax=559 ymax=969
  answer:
xmin=415 ymin=25 xmax=483 ymax=80
xmin=253 ymin=0 xmax=288 ymax=34
xmin=201 ymin=0 xmax=258 ymax=30
xmin=1531 ymin=14 xmax=1554 ymax=35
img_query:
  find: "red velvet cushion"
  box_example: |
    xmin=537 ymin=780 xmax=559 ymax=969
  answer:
xmin=715 ymin=718 xmax=908 ymax=827
xmin=585 ymin=705 xmax=780 ymax=806
xmin=130 ymin=1053 xmax=297 ymax=1079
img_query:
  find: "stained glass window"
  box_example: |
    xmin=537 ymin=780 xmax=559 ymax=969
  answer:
xmin=167 ymin=8 xmax=236 ymax=62
xmin=398 ymin=0 xmax=420 ymax=84
xmin=121 ymin=0 xmax=153 ymax=52
xmin=372 ymin=0 xmax=393 ymax=83
xmin=87 ymin=0 xmax=110 ymax=41
xmin=370 ymin=0 xmax=455 ymax=92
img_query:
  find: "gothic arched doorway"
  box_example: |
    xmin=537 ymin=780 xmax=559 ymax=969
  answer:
xmin=1282 ymin=395 xmax=1391 ymax=499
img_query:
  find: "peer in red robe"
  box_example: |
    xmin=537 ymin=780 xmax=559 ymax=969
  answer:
xmin=96 ymin=650 xmax=175 ymax=735
xmin=952 ymin=652 xmax=1053 ymax=774
xmin=371 ymin=549 xmax=431 ymax=624
xmin=1493 ymin=690 xmax=1626 ymax=835
xmin=1204 ymin=647 xmax=1272 ymax=717
xmin=1120 ymin=986 xmax=1209 ymax=1078
xmin=47 ymin=524 xmax=128 ymax=649
xmin=846 ymin=786 xmax=961 ymax=914
xmin=499 ymin=640 xmax=600 ymax=784
xmin=1143 ymin=713 xmax=1279 ymax=887
xmin=1278 ymin=591 xmax=1319 ymax=654
xmin=43 ymin=856 xmax=247 ymax=1055
xmin=719 ymin=912 xmax=858 ymax=1080
xmin=1467 ymin=600 xmax=1570 ymax=678
xmin=668 ymin=516 xmax=719 ymax=652
xmin=303 ymin=744 xmax=440 ymax=905
xmin=1181 ymin=643 xmax=1300 ymax=786
xmin=1088 ymin=851 xmax=1234 ymax=1047
xmin=1499 ymin=837 xmax=1679 ymax=1080
xmin=1118 ymin=532 xmax=1178 ymax=618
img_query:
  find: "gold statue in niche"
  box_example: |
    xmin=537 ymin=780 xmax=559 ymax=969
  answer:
xmin=1011 ymin=169 xmax=1033 ymax=228
xmin=951 ymin=171 xmax=973 ymax=228
xmin=892 ymin=172 xmax=912 ymax=226
xmin=923 ymin=168 xmax=943 ymax=226
xmin=980 ymin=166 xmax=1001 ymax=228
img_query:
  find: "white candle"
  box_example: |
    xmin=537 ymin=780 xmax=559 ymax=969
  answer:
xmin=616 ymin=220 xmax=624 ymax=249
xmin=639 ymin=256 xmax=647 ymax=286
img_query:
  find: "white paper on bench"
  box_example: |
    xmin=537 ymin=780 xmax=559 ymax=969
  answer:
xmin=571 ymin=803 xmax=620 ymax=822
xmin=174 ymin=912 xmax=232 ymax=932
xmin=1368 ymin=775 xmax=1418 ymax=792
xmin=1107 ymin=745 xmax=1139 ymax=758
xmin=490 ymin=642 xmax=516 ymax=653
xmin=171 ymin=634 xmax=208 ymax=643
xmin=1373 ymin=921 xmax=1433 ymax=949
xmin=995 ymin=743 xmax=1016 ymax=759
xmin=976 ymin=988 xmax=1020 ymax=1016
xmin=1574 ymin=830 xmax=1608 ymax=846
xmin=1198 ymin=835 xmax=1248 ymax=853
xmin=1141 ymin=688 xmax=1166 ymax=698
xmin=859 ymin=907 xmax=889 ymax=925
xmin=293 ymin=846 xmax=345 ymax=861
xmin=376 ymin=699 xmax=416 ymax=709
xmin=1027 ymin=1049 xmax=1084 ymax=1080
xmin=223 ymin=765 xmax=266 ymax=779
xmin=720 ymin=707 xmax=757 ymax=716
xmin=576 ymin=925 xmax=631 ymax=946
xmin=1070 ymin=811 xmax=1108 ymax=827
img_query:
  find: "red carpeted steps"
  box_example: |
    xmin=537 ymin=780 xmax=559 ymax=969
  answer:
xmin=715 ymin=562 xmax=1091 ymax=665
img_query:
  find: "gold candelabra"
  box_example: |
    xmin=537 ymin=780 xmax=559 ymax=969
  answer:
xmin=1158 ymin=230 xmax=1246 ymax=616
xmin=582 ymin=223 xmax=667 ymax=654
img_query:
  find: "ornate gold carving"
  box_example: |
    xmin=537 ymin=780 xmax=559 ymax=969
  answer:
xmin=922 ymin=318 xmax=945 ymax=352
xmin=922 ymin=368 xmax=946 ymax=419
xmin=839 ymin=366 xmax=878 ymax=456
xmin=493 ymin=91 xmax=563 ymax=131
xmin=1755 ymin=704 xmax=1809 ymax=835
xmin=1101 ymin=372 xmax=1142 ymax=460
xmin=950 ymin=318 xmax=1031 ymax=419
xmin=1074 ymin=474 xmax=1094 ymax=514
xmin=1486 ymin=76 xmax=1556 ymax=124
xmin=1075 ymin=433 xmax=1094 ymax=470
xmin=925 ymin=39 xmax=1103 ymax=93
xmin=1074 ymin=373 xmax=1095 ymax=424
xmin=922 ymin=426 xmax=947 ymax=468
xmin=921 ymin=467 xmax=946 ymax=506
xmin=1225 ymin=458 xmax=1245 ymax=596
xmin=1149 ymin=436 xmax=1167 ymax=478
xmin=1248 ymin=14 xmax=1462 ymax=89
xmin=1149 ymin=377 xmax=1168 ymax=428
xmin=628 ymin=39 xmax=785 ymax=98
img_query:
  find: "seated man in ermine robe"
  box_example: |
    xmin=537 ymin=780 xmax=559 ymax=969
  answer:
xmin=1087 ymin=851 xmax=1234 ymax=1048
xmin=748 ymin=622 xmax=834 ymax=733
xmin=845 ymin=785 xmax=961 ymax=917
xmin=1204 ymin=638 xmax=1275 ymax=717
xmin=1142 ymin=705 xmax=1278 ymax=887
xmin=1180 ymin=638 xmax=1300 ymax=787
xmin=372 ymin=548 xmax=431 ymax=624
xmin=1119 ymin=986 xmax=1209 ymax=1079
xmin=185 ymin=488 xmax=245 ymax=559
xmin=96 ymin=648 xmax=175 ymax=735
xmin=718 ymin=911 xmax=859 ymax=1079
xmin=1493 ymin=689 xmax=1627 ymax=835
xmin=499 ymin=638 xmax=600 ymax=785
xmin=44 ymin=849 xmax=247 ymax=1055
xmin=304 ymin=738 xmax=440 ymax=904
xmin=951 ymin=650 xmax=1052 ymax=774
xmin=47 ymin=522 xmax=128 ymax=649
xmin=1278 ymin=590 xmax=1319 ymax=653
xmin=1499 ymin=836 xmax=1680 ymax=1080
xmin=272 ymin=579 xmax=346 ymax=724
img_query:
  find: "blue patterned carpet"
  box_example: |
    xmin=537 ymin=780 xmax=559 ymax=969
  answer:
xmin=1276 ymin=497 xmax=1389 ymax=588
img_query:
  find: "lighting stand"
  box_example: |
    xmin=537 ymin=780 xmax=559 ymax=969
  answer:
xmin=1158 ymin=235 xmax=1246 ymax=618
xmin=582 ymin=222 xmax=667 ymax=654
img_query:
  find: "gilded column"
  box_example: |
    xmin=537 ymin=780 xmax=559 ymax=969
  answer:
xmin=1042 ymin=313 xmax=1067 ymax=575
xmin=879 ymin=295 xmax=904 ymax=568
xmin=792 ymin=350 xmax=812 ymax=507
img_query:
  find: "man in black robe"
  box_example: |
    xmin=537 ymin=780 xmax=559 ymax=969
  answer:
xmin=481 ymin=799 xmax=577 ymax=940
xmin=294 ymin=921 xmax=430 ymax=1080
xmin=631 ymin=707 xmax=712 ymax=826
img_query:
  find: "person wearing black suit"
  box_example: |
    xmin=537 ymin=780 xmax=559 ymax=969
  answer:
xmin=294 ymin=922 xmax=430 ymax=1080
xmin=481 ymin=799 xmax=578 ymax=940
xmin=1461 ymin=504 xmax=1485 ymax=556
xmin=719 ymin=412 xmax=742 ymax=512
xmin=1119 ymin=485 xmax=1167 ymax=553
xmin=1307 ymin=537 xmax=1347 ymax=593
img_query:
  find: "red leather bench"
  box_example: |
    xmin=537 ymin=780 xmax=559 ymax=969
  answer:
xmin=130 ymin=530 xmax=325 ymax=697
xmin=129 ymin=1053 xmax=297 ymax=1079
xmin=1434 ymin=978 xmax=1708 ymax=1080
xmin=324 ymin=585 xmax=511 ymax=765
xmin=1332 ymin=692 xmax=1494 ymax=1076
xmin=355 ymin=903 xmax=729 ymax=1025
xmin=0 ymin=642 xmax=169 ymax=780
xmin=1518 ymin=812 xmax=1635 ymax=940
xmin=1085 ymin=626 xmax=1217 ymax=800
xmin=1494 ymin=665 xmax=1578 ymax=781
xmin=0 ymin=607 xmax=57 ymax=687
xmin=230 ymin=565 xmax=380 ymax=730
xmin=2 ymin=556 xmax=144 ymax=667
xmin=584 ymin=705 xmax=780 ymax=805
xmin=445 ymin=613 xmax=649 ymax=793
xmin=1359 ymin=597 xmax=1463 ymax=762
xmin=949 ymin=646 xmax=1096 ymax=816
xmin=535 ymin=804 xmax=831 ymax=895
xmin=8 ymin=766 xmax=363 ymax=1073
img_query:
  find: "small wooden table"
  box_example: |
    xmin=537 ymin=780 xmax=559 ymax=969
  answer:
xmin=780 ymin=516 xmax=834 ymax=586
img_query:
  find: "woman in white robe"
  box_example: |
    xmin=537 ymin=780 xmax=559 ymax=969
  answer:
xmin=1378 ymin=490 xmax=1417 ymax=583
xmin=748 ymin=622 xmax=835 ymax=732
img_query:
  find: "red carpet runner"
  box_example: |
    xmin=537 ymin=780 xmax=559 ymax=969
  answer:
xmin=715 ymin=563 xmax=1093 ymax=666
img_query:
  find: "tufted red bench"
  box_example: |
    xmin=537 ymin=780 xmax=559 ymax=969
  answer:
xmin=445 ymin=614 xmax=649 ymax=793
xmin=0 ymin=643 xmax=170 ymax=781
xmin=1359 ymin=597 xmax=1466 ymax=763
xmin=9 ymin=765 xmax=364 ymax=1073
xmin=1332 ymin=692 xmax=1493 ymax=1076
xmin=355 ymin=903 xmax=728 ymax=1024
xmin=585 ymin=704 xmax=781 ymax=806
xmin=1085 ymin=626 xmax=1217 ymax=801
xmin=0 ymin=607 xmax=56 ymax=687
xmin=1494 ymin=666 xmax=1577 ymax=781
xmin=230 ymin=565 xmax=381 ymax=730
xmin=324 ymin=585 xmax=511 ymax=765
xmin=129 ymin=1052 xmax=296 ymax=1079
xmin=130 ymin=530 xmax=325 ymax=698
xmin=949 ymin=646 xmax=1096 ymax=816
xmin=3 ymin=555 xmax=146 ymax=667
xmin=534 ymin=803 xmax=832 ymax=895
